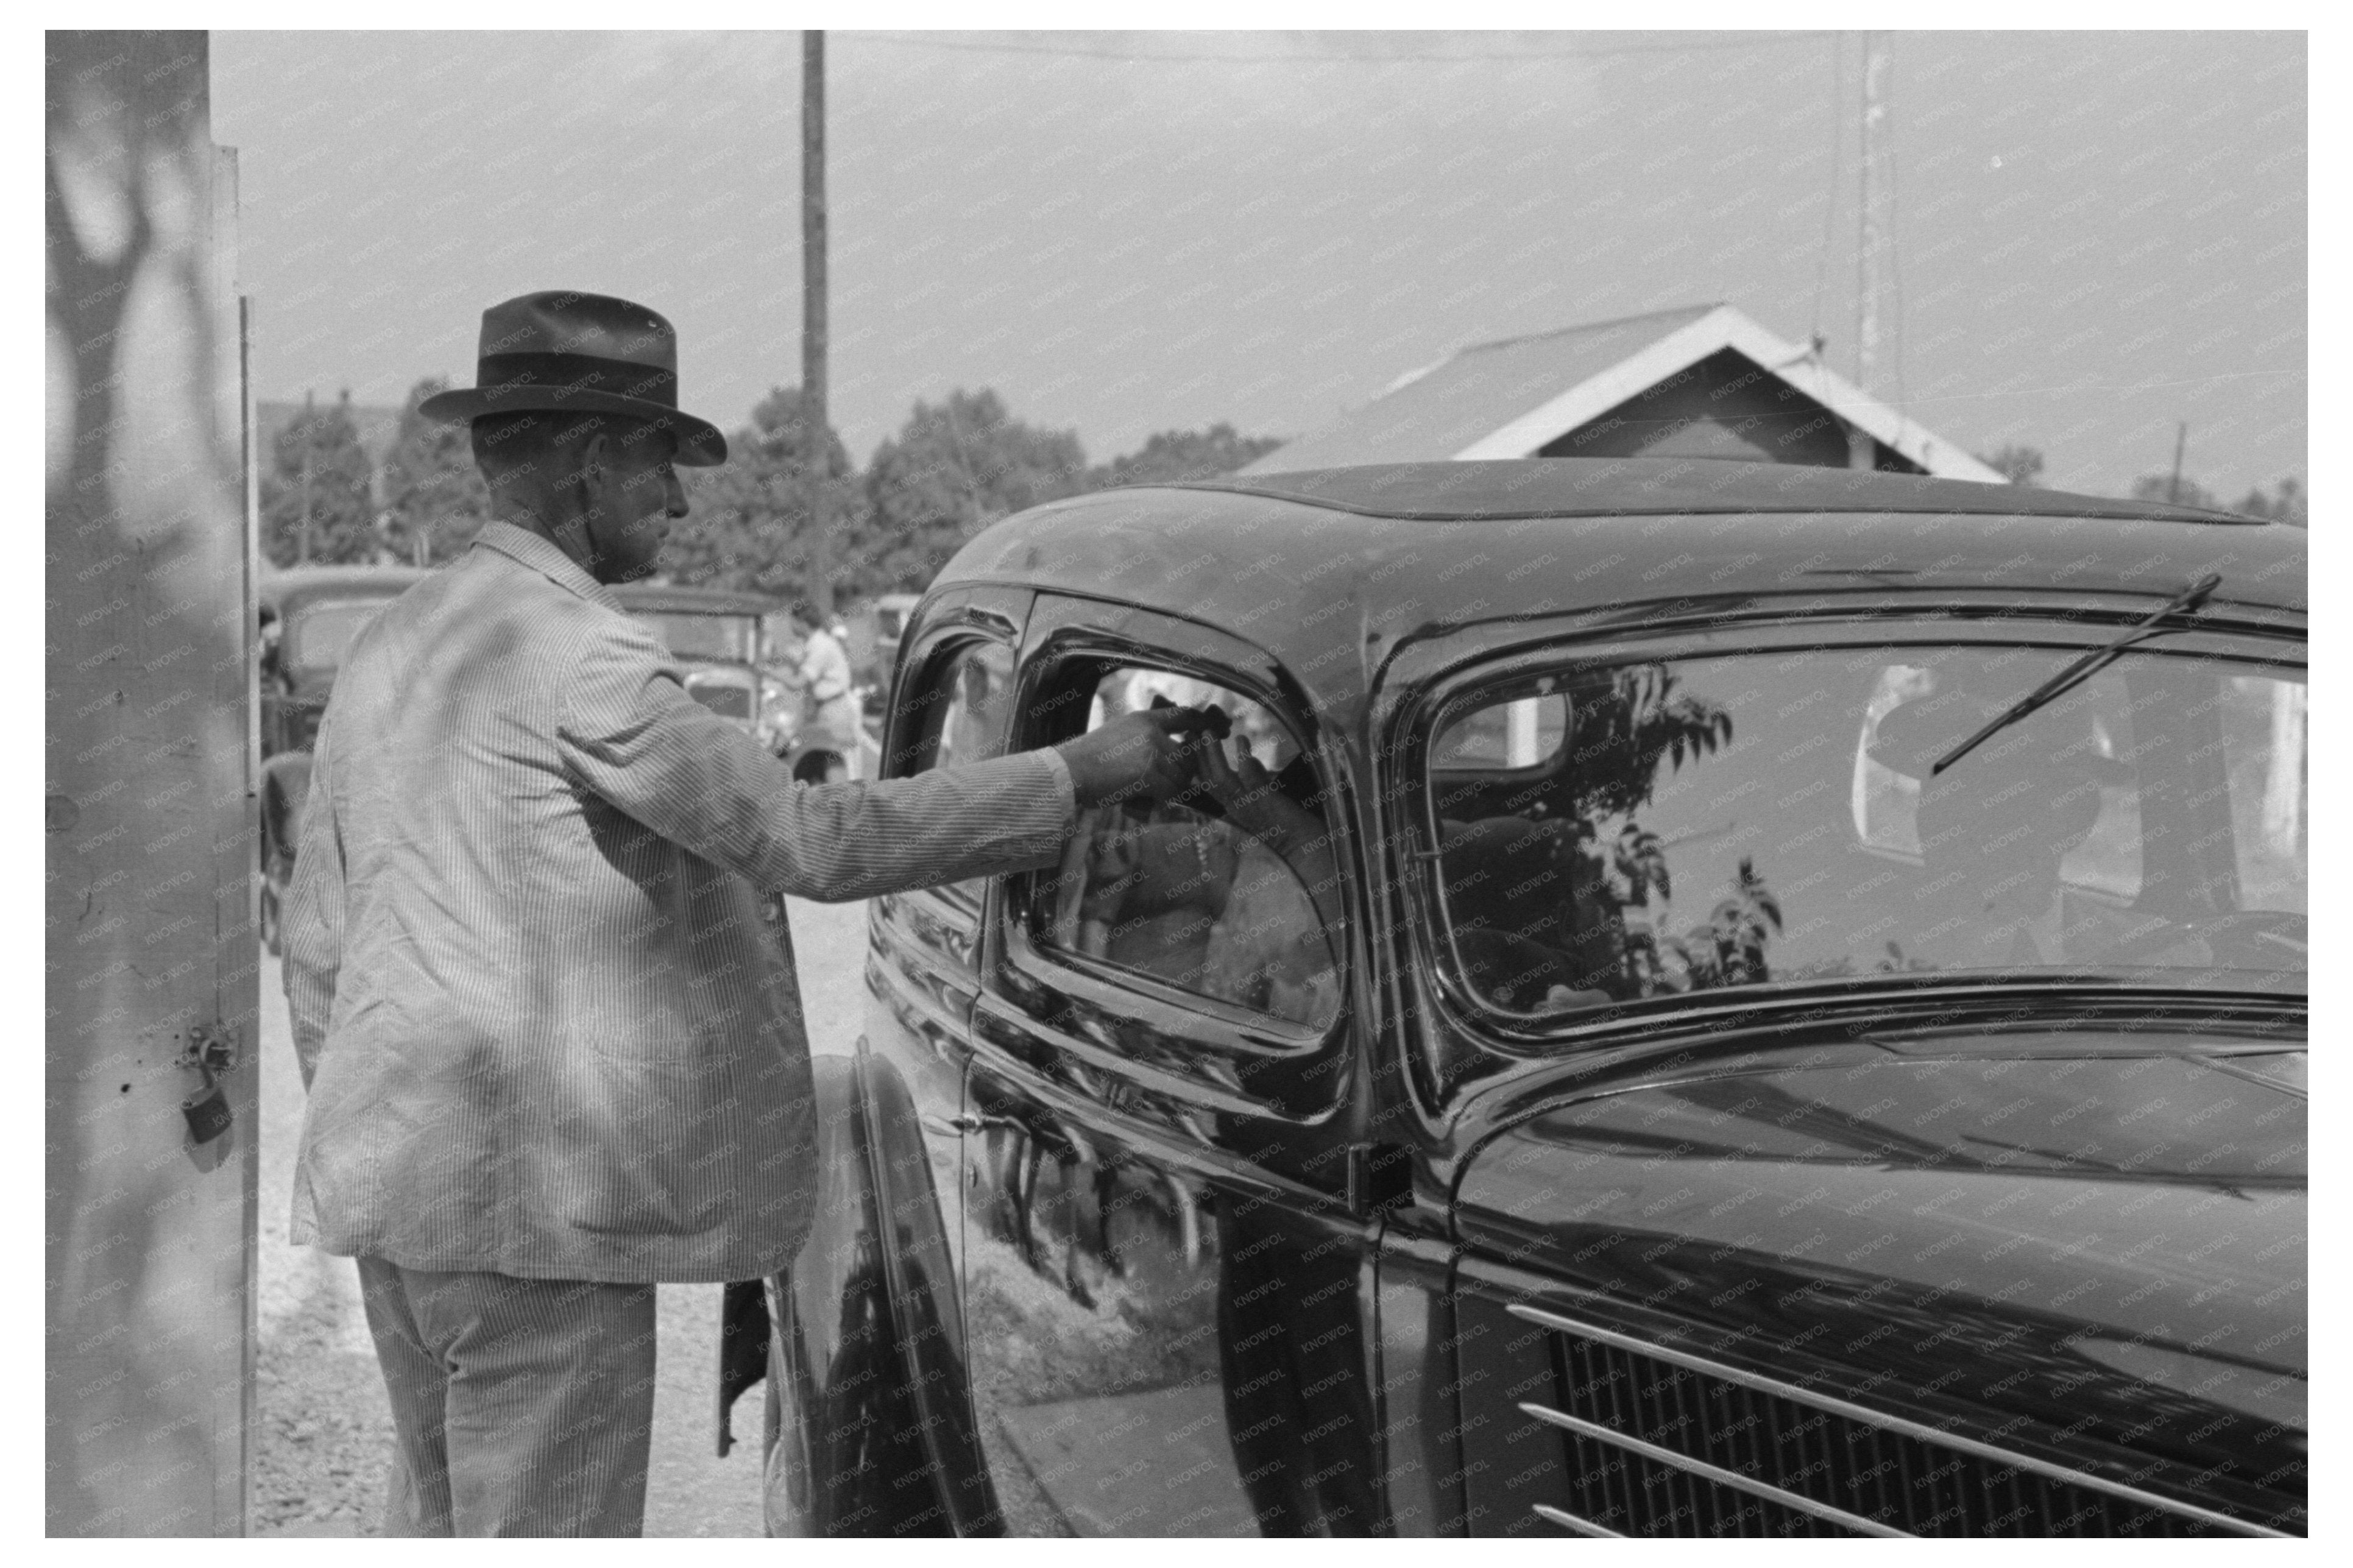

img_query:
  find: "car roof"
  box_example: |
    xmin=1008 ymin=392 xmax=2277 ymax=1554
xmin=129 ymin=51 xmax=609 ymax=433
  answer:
xmin=933 ymin=458 xmax=2305 ymax=705
xmin=1184 ymin=459 xmax=2257 ymax=524
xmin=608 ymin=581 xmax=780 ymax=616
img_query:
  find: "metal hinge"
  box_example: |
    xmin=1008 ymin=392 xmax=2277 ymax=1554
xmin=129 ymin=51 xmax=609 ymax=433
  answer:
xmin=174 ymin=1021 xmax=238 ymax=1076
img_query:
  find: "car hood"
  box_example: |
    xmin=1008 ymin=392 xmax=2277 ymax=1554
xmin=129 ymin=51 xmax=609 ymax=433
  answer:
xmin=1456 ymin=1035 xmax=2306 ymax=1507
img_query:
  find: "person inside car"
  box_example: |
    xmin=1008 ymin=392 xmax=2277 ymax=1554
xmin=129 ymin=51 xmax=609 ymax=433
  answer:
xmin=1872 ymin=659 xmax=2207 ymax=970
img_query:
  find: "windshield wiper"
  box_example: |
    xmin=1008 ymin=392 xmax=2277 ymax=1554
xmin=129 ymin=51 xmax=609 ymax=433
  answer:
xmin=1930 ymin=573 xmax=2223 ymax=777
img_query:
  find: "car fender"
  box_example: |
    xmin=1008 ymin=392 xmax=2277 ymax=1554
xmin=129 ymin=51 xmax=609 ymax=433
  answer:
xmin=735 ymin=1047 xmax=995 ymax=1537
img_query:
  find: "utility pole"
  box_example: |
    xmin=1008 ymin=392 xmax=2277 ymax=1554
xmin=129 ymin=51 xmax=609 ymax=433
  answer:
xmin=297 ymin=389 xmax=316 ymax=565
xmin=2168 ymin=422 xmax=2188 ymax=505
xmin=802 ymin=30 xmax=832 ymax=622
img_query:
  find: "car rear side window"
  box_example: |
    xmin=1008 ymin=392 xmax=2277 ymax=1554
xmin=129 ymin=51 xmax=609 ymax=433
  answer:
xmin=1036 ymin=667 xmax=1342 ymax=1031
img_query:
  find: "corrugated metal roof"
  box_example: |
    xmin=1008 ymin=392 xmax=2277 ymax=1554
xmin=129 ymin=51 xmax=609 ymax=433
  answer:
xmin=1249 ymin=305 xmax=1721 ymax=471
xmin=1240 ymin=303 xmax=2001 ymax=483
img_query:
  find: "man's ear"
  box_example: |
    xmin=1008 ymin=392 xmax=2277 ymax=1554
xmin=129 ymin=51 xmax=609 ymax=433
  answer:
xmin=576 ymin=429 xmax=610 ymax=491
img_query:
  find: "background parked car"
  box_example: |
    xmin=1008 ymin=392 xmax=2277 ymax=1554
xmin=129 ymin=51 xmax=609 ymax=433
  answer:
xmin=257 ymin=564 xmax=426 ymax=953
xmin=722 ymin=459 xmax=2305 ymax=1539
xmin=861 ymin=591 xmax=922 ymax=720
xmin=609 ymin=581 xmax=787 ymax=752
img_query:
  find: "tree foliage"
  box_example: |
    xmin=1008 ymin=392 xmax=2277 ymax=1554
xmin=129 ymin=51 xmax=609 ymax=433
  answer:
xmin=670 ymin=386 xmax=859 ymax=604
xmin=2132 ymin=472 xmax=2307 ymax=525
xmin=260 ymin=392 xmax=376 ymax=568
xmin=1976 ymin=443 xmax=2045 ymax=487
xmin=2235 ymin=477 xmax=2307 ymax=527
xmin=1094 ymin=423 xmax=1285 ymax=488
xmin=378 ymin=378 xmax=492 ymax=567
xmin=1489 ymin=666 xmax=1758 ymax=1002
xmin=862 ymin=390 xmax=1090 ymax=593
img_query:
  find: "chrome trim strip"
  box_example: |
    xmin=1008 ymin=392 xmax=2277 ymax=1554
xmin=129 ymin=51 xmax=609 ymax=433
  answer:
xmin=1506 ymin=1302 xmax=2288 ymax=1539
xmin=1518 ymin=1400 xmax=1908 ymax=1538
xmin=1531 ymin=1503 xmax=1627 ymax=1538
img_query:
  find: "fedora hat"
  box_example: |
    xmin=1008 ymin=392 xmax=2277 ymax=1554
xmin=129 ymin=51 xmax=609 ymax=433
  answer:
xmin=419 ymin=290 xmax=727 ymax=466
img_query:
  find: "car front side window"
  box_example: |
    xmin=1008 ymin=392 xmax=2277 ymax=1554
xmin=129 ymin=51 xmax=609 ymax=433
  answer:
xmin=899 ymin=638 xmax=1018 ymax=914
xmin=1036 ymin=666 xmax=1342 ymax=1032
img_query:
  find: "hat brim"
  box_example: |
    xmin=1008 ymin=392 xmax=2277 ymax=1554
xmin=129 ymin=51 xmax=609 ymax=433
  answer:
xmin=418 ymin=386 xmax=727 ymax=467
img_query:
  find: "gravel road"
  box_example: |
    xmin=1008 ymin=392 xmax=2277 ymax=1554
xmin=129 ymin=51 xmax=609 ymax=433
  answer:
xmin=253 ymin=894 xmax=872 ymax=1538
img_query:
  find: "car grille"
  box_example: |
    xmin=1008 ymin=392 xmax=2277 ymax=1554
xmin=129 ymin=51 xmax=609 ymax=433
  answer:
xmin=1504 ymin=1303 xmax=2285 ymax=1538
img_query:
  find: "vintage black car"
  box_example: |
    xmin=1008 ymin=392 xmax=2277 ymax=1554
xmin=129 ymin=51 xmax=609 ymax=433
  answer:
xmin=257 ymin=564 xmax=426 ymax=953
xmin=724 ymin=459 xmax=2305 ymax=1538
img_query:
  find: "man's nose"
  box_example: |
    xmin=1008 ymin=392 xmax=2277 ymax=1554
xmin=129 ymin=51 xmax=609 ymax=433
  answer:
xmin=665 ymin=470 xmax=688 ymax=518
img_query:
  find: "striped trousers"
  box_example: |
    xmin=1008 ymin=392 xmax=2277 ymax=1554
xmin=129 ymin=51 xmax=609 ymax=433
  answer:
xmin=355 ymin=1257 xmax=658 ymax=1536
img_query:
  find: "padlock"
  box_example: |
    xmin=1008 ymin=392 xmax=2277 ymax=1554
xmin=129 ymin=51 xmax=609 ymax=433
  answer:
xmin=182 ymin=1062 xmax=232 ymax=1145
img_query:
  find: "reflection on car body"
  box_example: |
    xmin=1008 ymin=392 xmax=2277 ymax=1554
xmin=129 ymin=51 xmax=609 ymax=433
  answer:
xmin=729 ymin=459 xmax=2305 ymax=1538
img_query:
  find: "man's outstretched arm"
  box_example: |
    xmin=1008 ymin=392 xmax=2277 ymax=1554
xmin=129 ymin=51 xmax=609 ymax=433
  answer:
xmin=558 ymin=623 xmax=1211 ymax=903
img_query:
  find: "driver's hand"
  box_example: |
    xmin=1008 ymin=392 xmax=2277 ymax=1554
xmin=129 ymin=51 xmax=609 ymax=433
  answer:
xmin=1056 ymin=706 xmax=1222 ymax=809
xmin=1197 ymin=735 xmax=1316 ymax=855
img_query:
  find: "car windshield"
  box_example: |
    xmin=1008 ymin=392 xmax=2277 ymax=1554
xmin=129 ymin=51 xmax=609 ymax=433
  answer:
xmin=1424 ymin=638 xmax=2306 ymax=1019
xmin=631 ymin=610 xmax=755 ymax=663
xmin=287 ymin=597 xmax=402 ymax=671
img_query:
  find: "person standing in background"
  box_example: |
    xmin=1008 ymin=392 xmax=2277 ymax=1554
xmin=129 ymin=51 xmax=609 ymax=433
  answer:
xmin=794 ymin=601 xmax=860 ymax=780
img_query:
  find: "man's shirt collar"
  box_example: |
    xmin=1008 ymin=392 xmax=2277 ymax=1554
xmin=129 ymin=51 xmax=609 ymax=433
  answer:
xmin=472 ymin=520 xmax=628 ymax=615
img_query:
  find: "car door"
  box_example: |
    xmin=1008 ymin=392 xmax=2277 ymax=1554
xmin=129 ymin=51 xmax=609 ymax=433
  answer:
xmin=958 ymin=595 xmax=1389 ymax=1536
xmin=865 ymin=586 xmax=1033 ymax=1287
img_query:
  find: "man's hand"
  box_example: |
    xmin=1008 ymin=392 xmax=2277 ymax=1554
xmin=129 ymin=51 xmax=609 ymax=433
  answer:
xmin=1056 ymin=706 xmax=1220 ymax=809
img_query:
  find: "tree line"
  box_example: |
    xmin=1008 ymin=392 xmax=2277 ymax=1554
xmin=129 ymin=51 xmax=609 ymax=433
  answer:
xmin=1976 ymin=442 xmax=2307 ymax=525
xmin=258 ymin=381 xmax=1283 ymax=603
xmin=260 ymin=397 xmax=2309 ymax=591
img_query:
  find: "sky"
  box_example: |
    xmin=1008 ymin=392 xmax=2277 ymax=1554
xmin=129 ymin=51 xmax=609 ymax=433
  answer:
xmin=211 ymin=29 xmax=2306 ymax=499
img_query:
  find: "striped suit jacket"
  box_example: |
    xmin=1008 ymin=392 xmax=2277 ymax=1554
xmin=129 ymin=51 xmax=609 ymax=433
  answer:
xmin=281 ymin=521 xmax=1075 ymax=1283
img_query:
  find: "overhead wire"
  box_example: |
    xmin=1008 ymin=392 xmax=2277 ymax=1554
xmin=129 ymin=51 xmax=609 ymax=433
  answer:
xmin=844 ymin=31 xmax=1838 ymax=65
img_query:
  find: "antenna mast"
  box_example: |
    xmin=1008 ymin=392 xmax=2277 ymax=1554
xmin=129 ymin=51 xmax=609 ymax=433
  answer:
xmin=1856 ymin=31 xmax=1888 ymax=395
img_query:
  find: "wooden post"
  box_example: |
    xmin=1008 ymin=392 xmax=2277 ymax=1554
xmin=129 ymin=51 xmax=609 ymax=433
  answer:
xmin=802 ymin=30 xmax=832 ymax=621
xmin=46 ymin=32 xmax=258 ymax=1535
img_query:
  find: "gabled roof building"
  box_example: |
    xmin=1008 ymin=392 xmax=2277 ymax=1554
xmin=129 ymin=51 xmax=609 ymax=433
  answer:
xmin=1245 ymin=303 xmax=2003 ymax=483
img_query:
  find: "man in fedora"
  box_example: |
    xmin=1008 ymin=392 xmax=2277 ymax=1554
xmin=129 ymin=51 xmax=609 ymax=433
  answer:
xmin=279 ymin=291 xmax=1211 ymax=1536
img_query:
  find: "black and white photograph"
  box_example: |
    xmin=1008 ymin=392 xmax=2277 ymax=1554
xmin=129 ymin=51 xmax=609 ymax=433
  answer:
xmin=42 ymin=16 xmax=2311 ymax=1540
